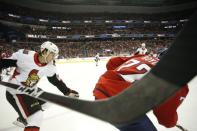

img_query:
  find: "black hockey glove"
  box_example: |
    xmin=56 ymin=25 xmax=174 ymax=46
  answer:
xmin=65 ymin=89 xmax=79 ymax=98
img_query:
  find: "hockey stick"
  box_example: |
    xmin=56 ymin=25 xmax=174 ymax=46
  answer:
xmin=0 ymin=74 xmax=187 ymax=126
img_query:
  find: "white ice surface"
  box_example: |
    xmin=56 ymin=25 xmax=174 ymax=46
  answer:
xmin=0 ymin=60 xmax=196 ymax=131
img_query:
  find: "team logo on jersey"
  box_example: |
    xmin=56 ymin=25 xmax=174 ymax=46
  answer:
xmin=21 ymin=69 xmax=40 ymax=87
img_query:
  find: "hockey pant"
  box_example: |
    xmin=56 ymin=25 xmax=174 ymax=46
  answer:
xmin=117 ymin=115 xmax=157 ymax=131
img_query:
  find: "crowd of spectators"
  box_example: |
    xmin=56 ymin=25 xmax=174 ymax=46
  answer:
xmin=22 ymin=24 xmax=181 ymax=36
xmin=0 ymin=2 xmax=182 ymax=59
xmin=0 ymin=38 xmax=172 ymax=59
xmin=0 ymin=1 xmax=191 ymax=38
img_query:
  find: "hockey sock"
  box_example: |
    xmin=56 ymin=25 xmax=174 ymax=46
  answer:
xmin=24 ymin=126 xmax=39 ymax=131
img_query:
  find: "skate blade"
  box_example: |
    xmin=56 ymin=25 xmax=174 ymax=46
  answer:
xmin=13 ymin=121 xmax=25 ymax=128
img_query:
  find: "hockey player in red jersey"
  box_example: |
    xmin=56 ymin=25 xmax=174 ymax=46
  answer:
xmin=93 ymin=52 xmax=188 ymax=131
xmin=0 ymin=41 xmax=79 ymax=131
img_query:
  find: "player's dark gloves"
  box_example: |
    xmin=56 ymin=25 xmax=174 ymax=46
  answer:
xmin=65 ymin=89 xmax=79 ymax=98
